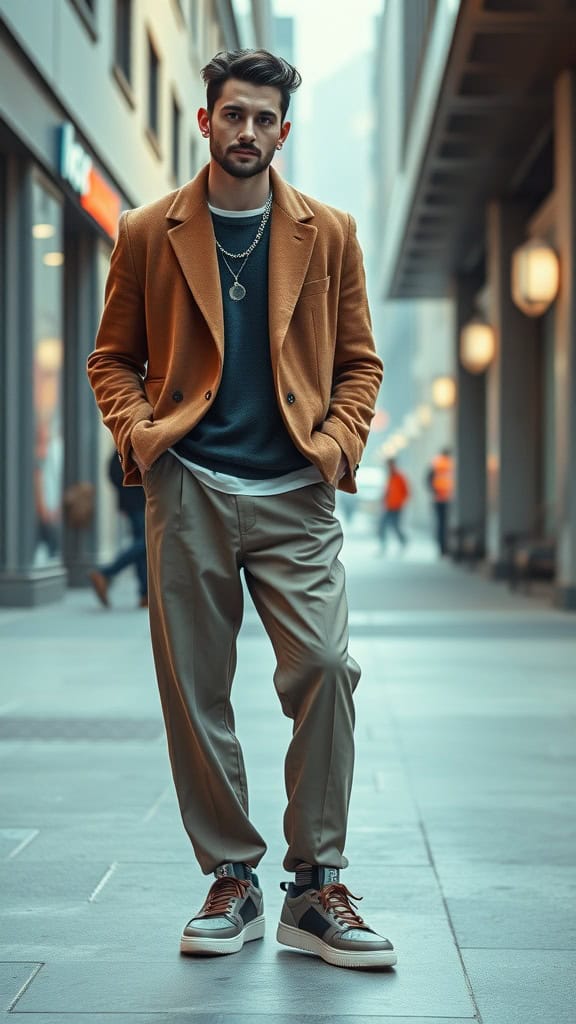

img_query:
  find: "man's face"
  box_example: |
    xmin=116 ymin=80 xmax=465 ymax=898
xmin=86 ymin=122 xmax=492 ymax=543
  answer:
xmin=199 ymin=78 xmax=291 ymax=180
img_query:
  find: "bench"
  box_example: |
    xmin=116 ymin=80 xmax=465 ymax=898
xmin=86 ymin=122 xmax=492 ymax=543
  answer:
xmin=510 ymin=539 xmax=556 ymax=592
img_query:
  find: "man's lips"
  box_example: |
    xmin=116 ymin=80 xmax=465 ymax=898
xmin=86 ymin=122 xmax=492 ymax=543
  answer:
xmin=230 ymin=148 xmax=259 ymax=157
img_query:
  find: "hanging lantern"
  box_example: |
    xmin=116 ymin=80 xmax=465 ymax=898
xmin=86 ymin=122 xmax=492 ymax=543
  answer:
xmin=416 ymin=403 xmax=433 ymax=427
xmin=460 ymin=316 xmax=495 ymax=374
xmin=511 ymin=238 xmax=560 ymax=317
xmin=432 ymin=376 xmax=456 ymax=409
xmin=403 ymin=412 xmax=421 ymax=440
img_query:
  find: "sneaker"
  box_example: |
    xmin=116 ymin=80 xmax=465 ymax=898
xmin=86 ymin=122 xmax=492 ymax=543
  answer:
xmin=277 ymin=869 xmax=397 ymax=969
xmin=180 ymin=862 xmax=265 ymax=956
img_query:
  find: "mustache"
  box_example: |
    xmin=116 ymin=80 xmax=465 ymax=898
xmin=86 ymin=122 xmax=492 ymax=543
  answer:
xmin=228 ymin=145 xmax=261 ymax=156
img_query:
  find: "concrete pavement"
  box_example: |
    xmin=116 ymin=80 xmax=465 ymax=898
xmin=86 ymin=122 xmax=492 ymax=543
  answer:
xmin=1 ymin=516 xmax=575 ymax=1023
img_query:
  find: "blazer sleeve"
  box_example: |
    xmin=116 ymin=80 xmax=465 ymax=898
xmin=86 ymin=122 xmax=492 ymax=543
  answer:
xmin=318 ymin=215 xmax=383 ymax=491
xmin=87 ymin=212 xmax=153 ymax=475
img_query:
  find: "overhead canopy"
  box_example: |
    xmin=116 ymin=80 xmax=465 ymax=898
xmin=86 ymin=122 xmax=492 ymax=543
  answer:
xmin=390 ymin=0 xmax=576 ymax=299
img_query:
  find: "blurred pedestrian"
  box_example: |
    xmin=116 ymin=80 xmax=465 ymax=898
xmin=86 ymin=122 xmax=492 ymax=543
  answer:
xmin=426 ymin=447 xmax=454 ymax=556
xmin=378 ymin=458 xmax=410 ymax=552
xmin=88 ymin=49 xmax=395 ymax=970
xmin=88 ymin=450 xmax=147 ymax=608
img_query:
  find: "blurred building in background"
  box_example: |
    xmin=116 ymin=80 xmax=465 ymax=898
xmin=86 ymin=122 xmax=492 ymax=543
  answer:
xmin=272 ymin=14 xmax=296 ymax=183
xmin=0 ymin=0 xmax=270 ymax=606
xmin=374 ymin=0 xmax=576 ymax=609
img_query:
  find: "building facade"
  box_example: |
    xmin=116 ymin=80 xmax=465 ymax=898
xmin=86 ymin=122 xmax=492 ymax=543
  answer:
xmin=376 ymin=0 xmax=576 ymax=608
xmin=0 ymin=0 xmax=270 ymax=606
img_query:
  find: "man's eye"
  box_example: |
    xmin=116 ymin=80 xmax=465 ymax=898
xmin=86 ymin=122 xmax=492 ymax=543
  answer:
xmin=226 ymin=112 xmax=239 ymax=120
xmin=259 ymin=117 xmax=272 ymax=126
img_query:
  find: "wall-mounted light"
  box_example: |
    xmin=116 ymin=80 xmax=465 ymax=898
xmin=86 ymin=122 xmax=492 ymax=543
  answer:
xmin=43 ymin=252 xmax=64 ymax=267
xmin=511 ymin=238 xmax=560 ymax=317
xmin=36 ymin=337 xmax=63 ymax=371
xmin=416 ymin=403 xmax=433 ymax=427
xmin=32 ymin=223 xmax=55 ymax=240
xmin=460 ymin=316 xmax=495 ymax=374
xmin=390 ymin=431 xmax=408 ymax=451
xmin=432 ymin=376 xmax=456 ymax=409
xmin=403 ymin=412 xmax=421 ymax=440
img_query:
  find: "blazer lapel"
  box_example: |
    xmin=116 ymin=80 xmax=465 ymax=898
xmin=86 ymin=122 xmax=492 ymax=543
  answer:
xmin=166 ymin=171 xmax=224 ymax=356
xmin=165 ymin=166 xmax=317 ymax=365
xmin=268 ymin=169 xmax=317 ymax=369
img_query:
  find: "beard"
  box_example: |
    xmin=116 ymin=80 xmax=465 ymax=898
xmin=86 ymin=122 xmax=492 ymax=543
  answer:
xmin=209 ymin=139 xmax=276 ymax=179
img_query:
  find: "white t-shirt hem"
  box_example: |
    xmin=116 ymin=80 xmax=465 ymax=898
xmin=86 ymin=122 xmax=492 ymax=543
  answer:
xmin=169 ymin=450 xmax=325 ymax=496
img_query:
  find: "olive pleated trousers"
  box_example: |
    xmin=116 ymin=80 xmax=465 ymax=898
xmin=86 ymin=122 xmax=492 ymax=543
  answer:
xmin=143 ymin=452 xmax=360 ymax=874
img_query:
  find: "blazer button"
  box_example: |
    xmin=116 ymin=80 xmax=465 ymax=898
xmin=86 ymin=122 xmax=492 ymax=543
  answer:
xmin=172 ymin=390 xmax=183 ymax=403
xmin=287 ymin=392 xmax=296 ymax=405
xmin=204 ymin=390 xmax=212 ymax=401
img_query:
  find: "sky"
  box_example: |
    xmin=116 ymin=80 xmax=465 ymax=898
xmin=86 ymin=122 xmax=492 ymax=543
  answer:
xmin=271 ymin=0 xmax=382 ymax=253
xmin=273 ymin=0 xmax=383 ymax=116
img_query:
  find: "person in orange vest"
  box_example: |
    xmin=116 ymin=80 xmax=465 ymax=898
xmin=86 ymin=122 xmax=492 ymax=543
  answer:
xmin=378 ymin=458 xmax=410 ymax=551
xmin=426 ymin=447 xmax=454 ymax=556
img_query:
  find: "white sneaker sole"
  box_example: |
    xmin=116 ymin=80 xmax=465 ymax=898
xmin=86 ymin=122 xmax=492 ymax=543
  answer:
xmin=180 ymin=915 xmax=265 ymax=956
xmin=276 ymin=922 xmax=398 ymax=969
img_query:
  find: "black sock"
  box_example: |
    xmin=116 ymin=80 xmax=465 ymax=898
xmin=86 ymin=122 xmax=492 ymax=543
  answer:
xmin=293 ymin=864 xmax=340 ymax=892
xmin=215 ymin=862 xmax=257 ymax=884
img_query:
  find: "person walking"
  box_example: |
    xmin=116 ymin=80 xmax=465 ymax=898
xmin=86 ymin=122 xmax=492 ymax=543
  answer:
xmin=427 ymin=447 xmax=454 ymax=556
xmin=88 ymin=450 xmax=147 ymax=608
xmin=87 ymin=49 xmax=396 ymax=970
xmin=378 ymin=458 xmax=410 ymax=552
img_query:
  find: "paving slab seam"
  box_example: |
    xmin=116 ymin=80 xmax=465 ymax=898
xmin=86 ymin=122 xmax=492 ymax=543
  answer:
xmin=6 ymin=832 xmax=39 ymax=861
xmin=5 ymin=963 xmax=44 ymax=1013
xmin=379 ymin=694 xmax=484 ymax=1024
xmin=415 ymin=822 xmax=483 ymax=1024
xmin=141 ymin=787 xmax=172 ymax=824
xmin=88 ymin=863 xmax=118 ymax=903
xmin=460 ymin=945 xmax=576 ymax=951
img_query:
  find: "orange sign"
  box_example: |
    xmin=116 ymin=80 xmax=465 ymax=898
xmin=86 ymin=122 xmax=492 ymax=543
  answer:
xmin=59 ymin=123 xmax=122 ymax=239
xmin=81 ymin=168 xmax=122 ymax=239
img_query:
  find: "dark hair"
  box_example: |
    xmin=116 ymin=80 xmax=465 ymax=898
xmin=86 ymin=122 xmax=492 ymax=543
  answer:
xmin=201 ymin=49 xmax=302 ymax=122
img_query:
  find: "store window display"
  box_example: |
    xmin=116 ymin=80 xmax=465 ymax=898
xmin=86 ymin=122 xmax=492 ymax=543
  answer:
xmin=31 ymin=179 xmax=64 ymax=567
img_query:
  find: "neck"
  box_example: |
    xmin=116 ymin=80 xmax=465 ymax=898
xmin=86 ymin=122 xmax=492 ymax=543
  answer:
xmin=207 ymin=162 xmax=271 ymax=211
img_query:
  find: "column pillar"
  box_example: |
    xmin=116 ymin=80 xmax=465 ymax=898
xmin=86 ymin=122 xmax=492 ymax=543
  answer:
xmin=553 ymin=70 xmax=576 ymax=608
xmin=485 ymin=201 xmax=540 ymax=576
xmin=63 ymin=231 xmax=101 ymax=587
xmin=0 ymin=158 xmax=66 ymax=605
xmin=453 ymin=274 xmax=486 ymax=547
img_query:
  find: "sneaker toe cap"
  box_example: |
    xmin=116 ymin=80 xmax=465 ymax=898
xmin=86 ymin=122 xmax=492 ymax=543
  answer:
xmin=183 ymin=916 xmax=237 ymax=937
xmin=336 ymin=928 xmax=394 ymax=950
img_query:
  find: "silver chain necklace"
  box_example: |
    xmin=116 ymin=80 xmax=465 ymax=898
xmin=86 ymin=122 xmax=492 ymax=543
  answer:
xmin=214 ymin=191 xmax=273 ymax=302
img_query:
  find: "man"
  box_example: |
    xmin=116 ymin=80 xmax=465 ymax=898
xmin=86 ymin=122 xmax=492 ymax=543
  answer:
xmin=378 ymin=458 xmax=410 ymax=552
xmin=88 ymin=49 xmax=396 ymax=970
xmin=427 ymin=447 xmax=454 ymax=556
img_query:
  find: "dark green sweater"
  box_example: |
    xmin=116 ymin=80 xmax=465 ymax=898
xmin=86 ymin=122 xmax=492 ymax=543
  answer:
xmin=174 ymin=211 xmax=310 ymax=479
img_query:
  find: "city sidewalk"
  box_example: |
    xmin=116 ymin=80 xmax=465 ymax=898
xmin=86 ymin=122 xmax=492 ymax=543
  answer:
xmin=1 ymin=518 xmax=575 ymax=1023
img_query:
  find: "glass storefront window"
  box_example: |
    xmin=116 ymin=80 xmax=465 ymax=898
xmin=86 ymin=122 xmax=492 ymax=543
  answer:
xmin=31 ymin=177 xmax=64 ymax=566
xmin=96 ymin=239 xmax=117 ymax=562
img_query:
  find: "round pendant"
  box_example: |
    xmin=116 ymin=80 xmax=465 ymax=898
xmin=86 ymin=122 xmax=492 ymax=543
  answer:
xmin=229 ymin=282 xmax=246 ymax=301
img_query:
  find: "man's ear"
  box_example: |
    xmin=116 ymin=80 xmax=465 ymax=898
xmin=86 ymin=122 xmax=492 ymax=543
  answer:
xmin=198 ymin=108 xmax=210 ymax=138
xmin=279 ymin=120 xmax=292 ymax=147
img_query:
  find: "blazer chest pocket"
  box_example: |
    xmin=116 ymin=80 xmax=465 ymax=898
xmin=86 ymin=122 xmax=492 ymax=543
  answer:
xmin=301 ymin=275 xmax=330 ymax=298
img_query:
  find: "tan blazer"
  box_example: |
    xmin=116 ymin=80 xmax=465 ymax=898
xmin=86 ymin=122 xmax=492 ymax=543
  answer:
xmin=87 ymin=165 xmax=382 ymax=493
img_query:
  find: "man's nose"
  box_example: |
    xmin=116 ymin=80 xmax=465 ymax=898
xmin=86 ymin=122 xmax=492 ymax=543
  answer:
xmin=238 ymin=120 xmax=256 ymax=141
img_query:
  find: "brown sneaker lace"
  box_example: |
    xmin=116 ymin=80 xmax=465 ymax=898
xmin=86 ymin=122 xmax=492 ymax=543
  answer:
xmin=199 ymin=876 xmax=250 ymax=918
xmin=318 ymin=883 xmax=366 ymax=928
